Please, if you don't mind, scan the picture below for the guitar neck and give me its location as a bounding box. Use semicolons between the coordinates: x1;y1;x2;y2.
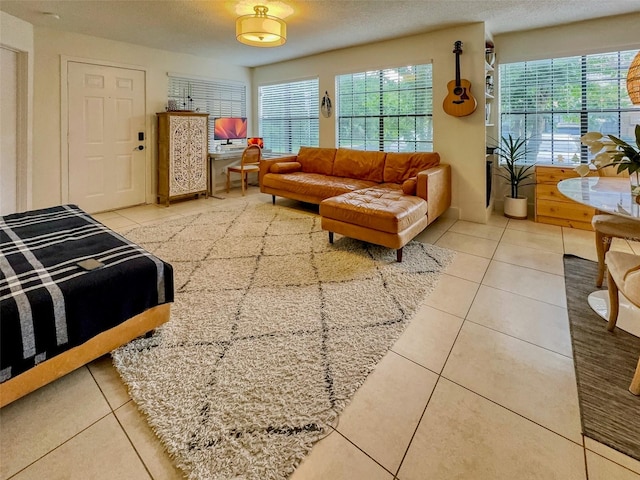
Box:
455;51;461;88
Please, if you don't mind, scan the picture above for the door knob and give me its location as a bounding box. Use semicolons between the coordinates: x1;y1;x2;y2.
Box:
135;145;144;151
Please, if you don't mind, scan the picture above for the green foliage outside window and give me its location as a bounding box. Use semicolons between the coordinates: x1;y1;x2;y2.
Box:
500;50;640;164
337;65;433;152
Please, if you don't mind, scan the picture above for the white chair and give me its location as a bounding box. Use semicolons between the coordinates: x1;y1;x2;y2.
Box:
605;251;640;395
226;145;261;196
593;214;640;286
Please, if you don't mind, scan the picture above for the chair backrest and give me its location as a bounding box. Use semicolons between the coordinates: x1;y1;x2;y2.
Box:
242;145;261;166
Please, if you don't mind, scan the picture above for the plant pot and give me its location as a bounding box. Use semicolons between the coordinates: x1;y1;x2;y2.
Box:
504;195;528;219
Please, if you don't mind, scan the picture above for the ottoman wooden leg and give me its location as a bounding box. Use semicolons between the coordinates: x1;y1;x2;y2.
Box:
328;232;334;244
397;247;403;263
272;195;276;205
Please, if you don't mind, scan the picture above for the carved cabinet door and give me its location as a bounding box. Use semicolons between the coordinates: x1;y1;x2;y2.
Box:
168;115;208;196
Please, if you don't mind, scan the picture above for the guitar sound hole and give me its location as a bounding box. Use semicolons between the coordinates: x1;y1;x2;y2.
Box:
453;87;463;95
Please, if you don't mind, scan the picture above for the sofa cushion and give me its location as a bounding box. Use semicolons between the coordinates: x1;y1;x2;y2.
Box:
270;161;302;174
262;172;377;200
332;148;386;183
297;147;337;175
383;152;441;184
402;177;417;195
320;186;428;234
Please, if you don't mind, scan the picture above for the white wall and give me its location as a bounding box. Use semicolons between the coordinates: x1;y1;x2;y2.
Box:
497;12;640;63
32;27;252;208
0;11;34;212
493;13;640;211
253;23;489;223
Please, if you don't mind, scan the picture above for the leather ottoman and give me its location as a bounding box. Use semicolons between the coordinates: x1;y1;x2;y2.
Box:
319;186;429;262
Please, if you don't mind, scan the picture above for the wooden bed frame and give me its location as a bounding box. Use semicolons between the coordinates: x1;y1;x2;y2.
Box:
0;303;170;408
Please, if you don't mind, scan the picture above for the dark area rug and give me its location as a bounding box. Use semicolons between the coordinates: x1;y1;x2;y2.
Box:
563;254;640;461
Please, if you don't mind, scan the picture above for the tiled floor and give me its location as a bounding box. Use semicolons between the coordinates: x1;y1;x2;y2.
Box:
2;190;640;480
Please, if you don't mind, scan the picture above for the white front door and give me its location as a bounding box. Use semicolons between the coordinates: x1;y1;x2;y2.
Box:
68;62;146;213
0;47;18;215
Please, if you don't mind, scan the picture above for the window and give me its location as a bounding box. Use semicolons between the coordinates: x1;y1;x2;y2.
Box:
168;75;246;146
258;79;319;154
500;50;640;164
337;64;433;152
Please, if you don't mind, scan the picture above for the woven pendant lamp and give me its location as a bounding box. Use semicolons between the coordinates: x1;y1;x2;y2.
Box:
628;51;640;105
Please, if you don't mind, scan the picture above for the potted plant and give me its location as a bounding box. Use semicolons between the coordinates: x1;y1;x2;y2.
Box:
580;125;640;204
494;135;536;219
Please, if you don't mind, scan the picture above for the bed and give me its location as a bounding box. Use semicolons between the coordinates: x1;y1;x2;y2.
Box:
0;204;173;407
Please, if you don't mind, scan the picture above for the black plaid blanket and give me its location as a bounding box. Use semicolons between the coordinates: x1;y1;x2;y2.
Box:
0;205;173;383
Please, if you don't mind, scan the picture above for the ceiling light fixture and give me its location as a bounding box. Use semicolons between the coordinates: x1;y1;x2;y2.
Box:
236;5;286;48
627;51;640;105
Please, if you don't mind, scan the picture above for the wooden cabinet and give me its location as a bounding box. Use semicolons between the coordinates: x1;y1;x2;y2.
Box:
156;112;209;205
535;165;596;230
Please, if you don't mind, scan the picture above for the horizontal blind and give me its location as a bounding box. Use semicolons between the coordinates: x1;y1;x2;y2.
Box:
337;64;433;152
168;76;246;146
500;50;639;164
259;79;319;154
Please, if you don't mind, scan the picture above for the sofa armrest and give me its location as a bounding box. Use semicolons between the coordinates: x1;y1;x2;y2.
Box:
259;155;298;187
416;164;451;224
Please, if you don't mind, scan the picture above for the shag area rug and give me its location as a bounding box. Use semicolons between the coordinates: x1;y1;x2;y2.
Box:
563;254;640;462
113;197;454;479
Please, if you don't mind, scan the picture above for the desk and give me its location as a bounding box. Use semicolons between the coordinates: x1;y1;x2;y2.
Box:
557;177;640;336
209;150;277;195
209;151;244;195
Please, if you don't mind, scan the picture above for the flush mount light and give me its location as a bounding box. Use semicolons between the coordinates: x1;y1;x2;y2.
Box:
236;5;286;47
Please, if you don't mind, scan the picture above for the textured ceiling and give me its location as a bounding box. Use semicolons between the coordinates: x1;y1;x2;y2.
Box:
2;0;639;67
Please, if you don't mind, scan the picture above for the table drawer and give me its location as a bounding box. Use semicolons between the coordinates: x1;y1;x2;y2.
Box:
536;165;596;184
536;215;594;231
536;200;595;223
536;184;573;203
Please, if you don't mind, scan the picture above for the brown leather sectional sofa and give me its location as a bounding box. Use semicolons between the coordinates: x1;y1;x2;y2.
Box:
259;146;451;261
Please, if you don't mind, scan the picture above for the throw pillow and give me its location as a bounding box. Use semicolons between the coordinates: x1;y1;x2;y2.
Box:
402;177;417;195
271;161;302;174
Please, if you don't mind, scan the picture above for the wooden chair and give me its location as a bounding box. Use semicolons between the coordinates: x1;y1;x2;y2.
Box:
226;145;261;196
605;251;640;395
593;214;640;286
592;168;640;286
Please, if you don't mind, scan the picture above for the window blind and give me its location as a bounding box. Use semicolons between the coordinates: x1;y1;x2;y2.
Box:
168;75;247;146
258;79;319;154
500;50;640;164
337;64;433;152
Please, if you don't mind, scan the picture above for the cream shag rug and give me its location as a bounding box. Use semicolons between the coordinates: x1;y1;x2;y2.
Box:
113;197;454;480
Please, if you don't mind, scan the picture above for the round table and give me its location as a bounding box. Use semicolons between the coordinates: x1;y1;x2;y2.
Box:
557;177;640;336
557;176;640;219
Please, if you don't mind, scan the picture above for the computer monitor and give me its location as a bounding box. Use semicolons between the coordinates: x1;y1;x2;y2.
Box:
213;117;248;144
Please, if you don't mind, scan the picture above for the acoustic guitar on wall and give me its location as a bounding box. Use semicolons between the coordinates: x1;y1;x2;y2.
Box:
443;40;477;117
